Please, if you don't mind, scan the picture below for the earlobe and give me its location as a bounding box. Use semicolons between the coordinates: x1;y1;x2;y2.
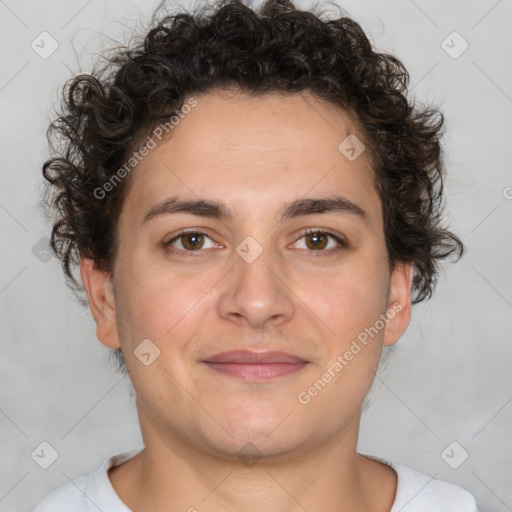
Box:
383;262;414;347
80;257;120;349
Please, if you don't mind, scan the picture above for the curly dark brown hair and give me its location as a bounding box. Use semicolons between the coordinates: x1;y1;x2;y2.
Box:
40;0;463;372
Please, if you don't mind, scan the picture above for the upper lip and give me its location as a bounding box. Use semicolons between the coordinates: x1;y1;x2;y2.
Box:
202;350;307;364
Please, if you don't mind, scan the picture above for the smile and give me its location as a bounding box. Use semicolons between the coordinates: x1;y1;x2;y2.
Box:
201;361;308;381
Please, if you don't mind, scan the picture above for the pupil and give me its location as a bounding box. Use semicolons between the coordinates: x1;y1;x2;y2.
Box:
309;232;326;250
185;233;202;249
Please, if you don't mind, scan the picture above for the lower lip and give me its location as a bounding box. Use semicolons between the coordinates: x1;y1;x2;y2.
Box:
201;362;308;381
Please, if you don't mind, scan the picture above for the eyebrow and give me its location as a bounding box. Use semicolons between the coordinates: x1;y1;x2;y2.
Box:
142;194;368;225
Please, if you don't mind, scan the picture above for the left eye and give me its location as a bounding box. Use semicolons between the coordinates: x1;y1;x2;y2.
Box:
292;230;346;252
164;229;346;255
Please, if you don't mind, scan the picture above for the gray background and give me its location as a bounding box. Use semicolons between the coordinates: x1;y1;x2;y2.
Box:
1;0;511;511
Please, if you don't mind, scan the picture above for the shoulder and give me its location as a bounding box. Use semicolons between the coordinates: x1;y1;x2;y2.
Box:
361;453;478;511
33;474;93;511
391;463;478;512
33;448;143;512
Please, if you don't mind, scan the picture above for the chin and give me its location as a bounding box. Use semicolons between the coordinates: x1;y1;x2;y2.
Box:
205;428;307;464
212;408;307;452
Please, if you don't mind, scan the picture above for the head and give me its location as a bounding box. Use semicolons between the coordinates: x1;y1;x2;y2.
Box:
41;0;463;459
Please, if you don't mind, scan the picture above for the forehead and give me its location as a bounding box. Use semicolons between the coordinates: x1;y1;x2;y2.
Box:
120;89;382;227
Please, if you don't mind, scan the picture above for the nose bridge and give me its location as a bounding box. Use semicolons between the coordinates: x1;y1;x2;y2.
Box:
216;233;295;329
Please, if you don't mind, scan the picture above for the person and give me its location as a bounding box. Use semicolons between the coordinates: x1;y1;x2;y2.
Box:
34;0;478;510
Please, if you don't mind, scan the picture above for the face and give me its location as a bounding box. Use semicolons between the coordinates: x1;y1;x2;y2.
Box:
81;89;412;461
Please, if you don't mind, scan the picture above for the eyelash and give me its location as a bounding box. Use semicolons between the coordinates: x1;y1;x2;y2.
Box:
164;228;347;258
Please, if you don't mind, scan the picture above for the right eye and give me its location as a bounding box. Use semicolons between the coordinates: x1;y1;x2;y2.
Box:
164;229;219;255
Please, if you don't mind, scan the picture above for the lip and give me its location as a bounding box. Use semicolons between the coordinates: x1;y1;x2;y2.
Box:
201;350;308;381
202;350;307;364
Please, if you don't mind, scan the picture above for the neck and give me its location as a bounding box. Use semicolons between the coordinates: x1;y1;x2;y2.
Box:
108;415;397;512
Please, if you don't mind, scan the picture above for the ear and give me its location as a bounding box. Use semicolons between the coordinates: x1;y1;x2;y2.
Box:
383;261;414;347
80;257;120;349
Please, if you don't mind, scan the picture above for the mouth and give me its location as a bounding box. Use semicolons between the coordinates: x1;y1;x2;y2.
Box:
201;350;309;381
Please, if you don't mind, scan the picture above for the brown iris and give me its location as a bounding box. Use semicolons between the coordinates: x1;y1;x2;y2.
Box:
304;231;328;250
180;233;205;250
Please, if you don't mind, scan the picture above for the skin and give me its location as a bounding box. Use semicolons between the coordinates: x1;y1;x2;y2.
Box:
81;88;413;512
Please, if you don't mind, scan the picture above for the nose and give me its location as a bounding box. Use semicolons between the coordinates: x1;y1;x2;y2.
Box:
216;243;296;330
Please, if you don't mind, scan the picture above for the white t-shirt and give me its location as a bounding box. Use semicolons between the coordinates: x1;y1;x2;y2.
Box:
33;448;478;511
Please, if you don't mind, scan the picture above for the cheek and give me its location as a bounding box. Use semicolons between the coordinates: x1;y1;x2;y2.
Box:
115;261;212;350
303;280;388;413
310;259;389;336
